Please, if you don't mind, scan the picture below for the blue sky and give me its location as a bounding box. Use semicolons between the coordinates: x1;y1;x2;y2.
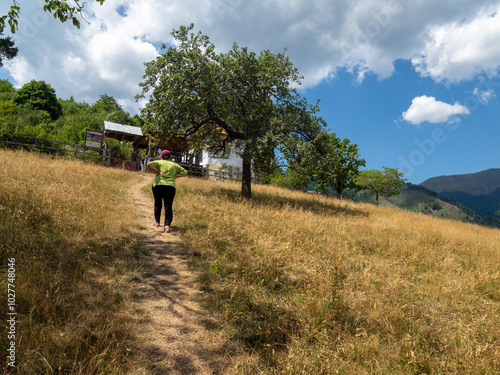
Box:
301;61;500;183
1;0;500;184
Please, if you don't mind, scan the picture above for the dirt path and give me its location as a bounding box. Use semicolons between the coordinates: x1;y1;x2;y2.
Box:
125;174;244;374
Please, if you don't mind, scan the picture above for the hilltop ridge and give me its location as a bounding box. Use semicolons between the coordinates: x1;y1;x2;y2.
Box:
420;168;500;217
420;168;500;195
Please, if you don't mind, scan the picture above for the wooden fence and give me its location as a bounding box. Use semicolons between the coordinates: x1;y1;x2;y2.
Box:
0;132;111;163
1;131;297;191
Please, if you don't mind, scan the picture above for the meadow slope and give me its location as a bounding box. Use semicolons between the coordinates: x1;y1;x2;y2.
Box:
0;149;144;374
174;177;500;374
1;148;499;374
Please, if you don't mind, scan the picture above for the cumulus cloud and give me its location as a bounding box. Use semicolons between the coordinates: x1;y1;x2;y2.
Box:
2;0;500;114
402;95;470;125
412;6;500;82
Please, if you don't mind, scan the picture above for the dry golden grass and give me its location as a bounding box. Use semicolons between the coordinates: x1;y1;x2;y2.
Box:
0;149;145;374
174;177;500;374
2;147;498;374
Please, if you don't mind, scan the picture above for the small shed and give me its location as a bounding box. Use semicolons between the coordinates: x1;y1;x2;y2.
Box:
103;121;147;170
102;121;202;172
103;121;148;148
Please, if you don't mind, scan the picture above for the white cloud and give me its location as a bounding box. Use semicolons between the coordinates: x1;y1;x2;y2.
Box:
2;0;500;115
472;88;496;104
412;6;500;82
402;95;470;125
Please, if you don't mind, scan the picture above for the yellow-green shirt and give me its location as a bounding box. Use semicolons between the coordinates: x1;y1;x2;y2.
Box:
149;160;187;188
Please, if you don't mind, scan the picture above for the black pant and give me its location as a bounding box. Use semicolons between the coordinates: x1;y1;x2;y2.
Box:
152;185;176;226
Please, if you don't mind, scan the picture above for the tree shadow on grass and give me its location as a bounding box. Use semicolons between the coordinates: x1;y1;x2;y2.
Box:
204;185;369;218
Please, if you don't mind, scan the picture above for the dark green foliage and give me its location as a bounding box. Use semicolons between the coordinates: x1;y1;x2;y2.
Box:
1;80;137;159
0;24;18;66
14;80;63;120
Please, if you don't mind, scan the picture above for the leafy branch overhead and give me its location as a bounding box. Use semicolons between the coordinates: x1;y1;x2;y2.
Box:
0;0;105;33
0;24;18;67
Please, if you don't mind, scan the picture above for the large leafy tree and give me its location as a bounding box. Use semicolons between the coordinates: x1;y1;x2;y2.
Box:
356;167;406;206
92;94;131;124
14;80;63;120
138;24;322;198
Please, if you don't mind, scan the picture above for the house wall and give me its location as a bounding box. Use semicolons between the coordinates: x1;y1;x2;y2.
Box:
200;149;242;169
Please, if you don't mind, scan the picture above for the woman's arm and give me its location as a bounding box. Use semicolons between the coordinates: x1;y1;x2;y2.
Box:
175;172;188;179
147;163;164;176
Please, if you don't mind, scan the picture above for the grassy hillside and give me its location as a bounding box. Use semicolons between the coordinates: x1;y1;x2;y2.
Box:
2;148;499;374
0;149;146;374
175;178;500;374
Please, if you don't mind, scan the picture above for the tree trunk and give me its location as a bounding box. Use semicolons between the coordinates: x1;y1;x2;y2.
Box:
375;192;379;206
241;148;252;199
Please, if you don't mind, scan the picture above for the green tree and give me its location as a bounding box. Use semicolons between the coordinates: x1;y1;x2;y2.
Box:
92;94;130;124
311;131;365;198
12;104;52;136
1;0;105;33
356;167;406;206
0;78;16;101
0;24;17;66
54;99;96;143
138;24;322;198
279;128;365;197
14;80;63;120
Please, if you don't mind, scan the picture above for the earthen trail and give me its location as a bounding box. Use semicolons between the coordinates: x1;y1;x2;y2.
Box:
125;174;242;374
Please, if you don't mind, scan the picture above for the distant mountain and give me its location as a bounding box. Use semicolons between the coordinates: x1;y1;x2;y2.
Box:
420;169;500;195
420;169;500;218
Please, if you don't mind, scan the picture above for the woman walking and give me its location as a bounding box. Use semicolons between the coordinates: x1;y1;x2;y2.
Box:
147;150;187;232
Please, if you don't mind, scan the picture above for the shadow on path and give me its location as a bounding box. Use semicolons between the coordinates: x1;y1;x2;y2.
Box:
126;175;248;374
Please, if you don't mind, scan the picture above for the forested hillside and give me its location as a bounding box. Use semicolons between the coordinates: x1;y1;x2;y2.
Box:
421;169;500;218
0;79;142;159
350;183;500;228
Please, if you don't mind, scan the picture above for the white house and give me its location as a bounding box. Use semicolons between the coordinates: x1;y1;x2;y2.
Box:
199;148;243;173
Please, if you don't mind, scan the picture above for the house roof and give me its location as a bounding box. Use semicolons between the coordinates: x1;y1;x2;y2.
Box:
103;121;148;147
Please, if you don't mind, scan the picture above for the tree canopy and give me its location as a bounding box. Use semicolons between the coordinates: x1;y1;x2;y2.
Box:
281;130;365;198
14;80;63;120
138;24;324;198
356;167;406;206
